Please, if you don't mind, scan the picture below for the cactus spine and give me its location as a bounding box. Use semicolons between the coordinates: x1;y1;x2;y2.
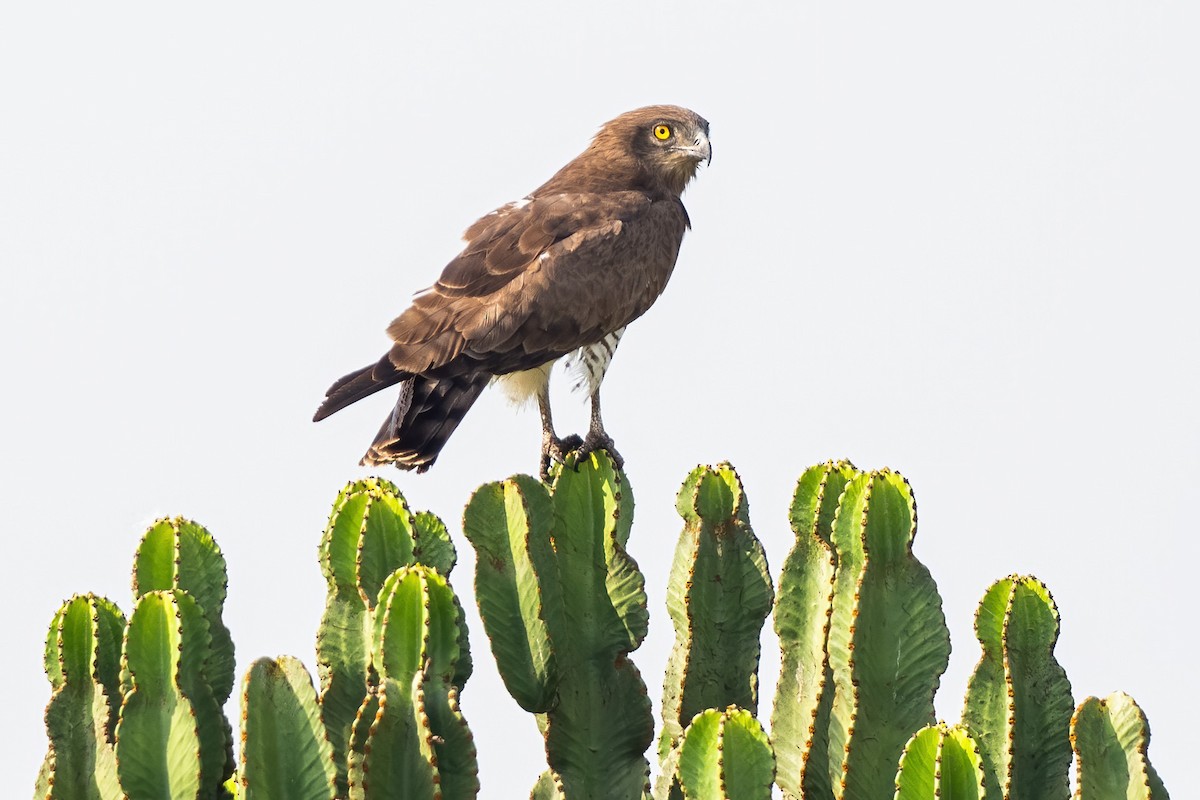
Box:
1070;692;1169;799
656;464;773;799
463;453;653;799
961;575;1073;799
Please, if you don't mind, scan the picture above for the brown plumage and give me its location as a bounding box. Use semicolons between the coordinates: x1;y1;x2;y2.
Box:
314;105;711;477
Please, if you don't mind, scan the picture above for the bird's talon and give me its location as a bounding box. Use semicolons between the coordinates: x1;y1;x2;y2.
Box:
540;434;584;481
575;431;623;471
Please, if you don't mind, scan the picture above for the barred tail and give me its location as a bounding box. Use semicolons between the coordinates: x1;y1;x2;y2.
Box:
360;372;491;471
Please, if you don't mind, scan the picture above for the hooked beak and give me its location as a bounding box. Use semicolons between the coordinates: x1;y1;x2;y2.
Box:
676;131;712;165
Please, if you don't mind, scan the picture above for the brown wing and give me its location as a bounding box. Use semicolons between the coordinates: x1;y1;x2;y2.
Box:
383;191;688;377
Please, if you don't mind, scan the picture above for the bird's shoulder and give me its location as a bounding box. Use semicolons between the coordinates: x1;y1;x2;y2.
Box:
433;190;660;298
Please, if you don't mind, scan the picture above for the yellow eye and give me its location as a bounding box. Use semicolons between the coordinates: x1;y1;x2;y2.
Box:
653;124;672;140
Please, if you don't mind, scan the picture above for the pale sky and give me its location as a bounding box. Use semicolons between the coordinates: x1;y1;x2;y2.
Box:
3;2;1196;795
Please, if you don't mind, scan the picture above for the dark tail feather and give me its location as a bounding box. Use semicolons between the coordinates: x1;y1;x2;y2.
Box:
313;355;406;421
361;372;490;471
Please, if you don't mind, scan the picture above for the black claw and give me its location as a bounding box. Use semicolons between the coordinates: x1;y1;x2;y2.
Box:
540;434;585;482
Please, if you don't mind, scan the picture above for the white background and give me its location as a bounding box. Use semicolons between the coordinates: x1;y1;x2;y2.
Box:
3;2;1195;795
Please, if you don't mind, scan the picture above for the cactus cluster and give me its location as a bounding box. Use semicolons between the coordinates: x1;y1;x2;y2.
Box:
36;460;1171;800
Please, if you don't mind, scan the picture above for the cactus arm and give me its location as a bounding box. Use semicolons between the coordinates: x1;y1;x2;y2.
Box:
772;460;856;799
237;656;336;800
530;771;566;800
464;453;653;799
41;594;127;800
826;471;951;800
360;565;478;799
676;707;774;800
133;517;235;706
462;476;562;711
961;576;1073;800
316;479;461;797
1071;692;1170;799
893;723;986;800
114;591;205;800
657;464;773;798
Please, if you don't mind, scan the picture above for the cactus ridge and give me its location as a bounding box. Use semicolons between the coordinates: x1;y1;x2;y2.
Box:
657;463;773;800
41;594;128;800
893;722;987;800
1070;692;1169;799
133;516;235;707
961;575;1073;800
238;656;337;800
464;452;653;799
316;478;464;798
676;706;774;800
825;470;951;800
772;460;855;800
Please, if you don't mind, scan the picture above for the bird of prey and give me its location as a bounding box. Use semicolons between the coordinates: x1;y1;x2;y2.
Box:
314;105;711;479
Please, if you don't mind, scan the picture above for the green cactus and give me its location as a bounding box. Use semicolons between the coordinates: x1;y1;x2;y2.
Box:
133;517;236;706
346;564;479;799
463;452;653;799
893;723;986;800
771;460;856;800
40;594;127;800
824;470;951;800
315;478;465;797
237;656;337;800
655;464;773;799
114;589;227;800
1071;692;1169;800
676;707;774;800
961;575;1073;799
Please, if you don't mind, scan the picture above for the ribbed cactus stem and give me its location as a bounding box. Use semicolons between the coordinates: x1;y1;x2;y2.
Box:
893;723;986;800
316;478;464;797
772;460;856;800
347;565;478;799
824;470;951;800
463;453;652;799
40;594;127;800
115;589;226;800
656;463;773;800
1070;692;1169;799
961;575;1073;799
676;706;774;800
238;656;337;800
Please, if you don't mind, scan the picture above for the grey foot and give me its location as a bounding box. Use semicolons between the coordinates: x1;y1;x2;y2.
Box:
575;430;624;471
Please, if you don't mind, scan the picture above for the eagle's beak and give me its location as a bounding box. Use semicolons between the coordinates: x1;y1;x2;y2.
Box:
677;132;712;165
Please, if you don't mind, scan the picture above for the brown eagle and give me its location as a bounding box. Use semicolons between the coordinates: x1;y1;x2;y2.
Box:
314;105;711;478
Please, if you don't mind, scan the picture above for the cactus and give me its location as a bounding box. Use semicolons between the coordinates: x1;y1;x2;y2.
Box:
1071;692;1169;799
823;470;951;799
237;656;337;800
893;723;986;800
771;460;856;799
655;464;773;799
463;452;653;799
961;575;1073;799
114;589;227;799
40;593;127;800
346;564;478;799
316;478;466;797
675;707;774;800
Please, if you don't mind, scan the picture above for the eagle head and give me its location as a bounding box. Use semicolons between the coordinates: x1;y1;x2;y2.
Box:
583;105;712;196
